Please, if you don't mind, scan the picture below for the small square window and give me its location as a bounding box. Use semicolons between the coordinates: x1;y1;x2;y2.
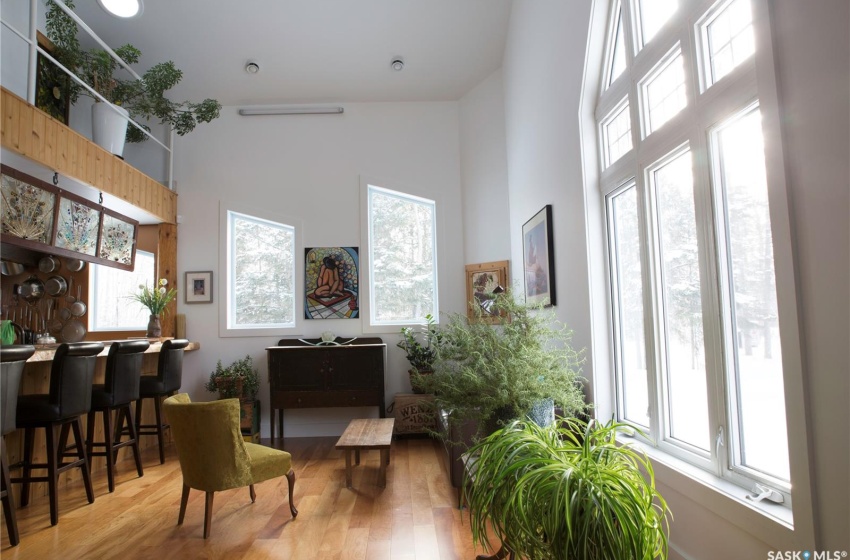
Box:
701;0;755;87
641;50;687;135
601;100;633;167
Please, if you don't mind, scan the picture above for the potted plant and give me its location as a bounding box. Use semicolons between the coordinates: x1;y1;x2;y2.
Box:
204;355;260;401
45;0;221;156
128;278;177;338
413;289;587;441
465;418;671;560
204;355;261;435
397;313;443;393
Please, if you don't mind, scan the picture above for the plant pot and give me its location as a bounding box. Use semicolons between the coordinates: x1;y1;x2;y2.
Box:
215;376;244;400
146;315;162;338
92;102;129;157
484;398;555;435
528;397;555;427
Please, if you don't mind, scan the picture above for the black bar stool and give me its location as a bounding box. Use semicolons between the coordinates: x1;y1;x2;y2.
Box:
1;345;36;547
13;342;104;526
87;340;150;493
135;339;189;464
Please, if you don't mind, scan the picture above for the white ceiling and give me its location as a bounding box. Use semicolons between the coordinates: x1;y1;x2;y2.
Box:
68;0;513;106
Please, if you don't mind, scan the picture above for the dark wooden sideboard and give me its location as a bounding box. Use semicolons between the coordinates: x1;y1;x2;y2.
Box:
266;337;386;440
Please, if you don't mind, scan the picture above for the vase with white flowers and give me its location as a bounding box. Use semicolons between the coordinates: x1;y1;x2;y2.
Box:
130;278;177;338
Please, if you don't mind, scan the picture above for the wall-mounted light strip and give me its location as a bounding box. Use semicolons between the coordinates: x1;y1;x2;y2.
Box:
238;106;344;116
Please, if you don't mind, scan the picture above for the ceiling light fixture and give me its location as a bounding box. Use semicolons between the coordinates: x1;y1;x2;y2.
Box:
238;106;345;116
97;0;143;18
390;58;405;72
245;61;260;74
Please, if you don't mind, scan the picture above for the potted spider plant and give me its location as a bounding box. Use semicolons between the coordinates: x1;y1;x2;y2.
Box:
45;0;221;156
466;418;671;560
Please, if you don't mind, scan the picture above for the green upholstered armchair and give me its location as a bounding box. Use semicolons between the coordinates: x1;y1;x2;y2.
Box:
162;393;298;538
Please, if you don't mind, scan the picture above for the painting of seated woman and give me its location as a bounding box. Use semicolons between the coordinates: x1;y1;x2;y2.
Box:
305;247;359;319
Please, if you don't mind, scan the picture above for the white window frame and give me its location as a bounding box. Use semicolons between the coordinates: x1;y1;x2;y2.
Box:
602;0;626;89
218;201;302;338
599;97;633;168
590;0;814;540
359;176;439;333
696;0;756;92
637;44;687;138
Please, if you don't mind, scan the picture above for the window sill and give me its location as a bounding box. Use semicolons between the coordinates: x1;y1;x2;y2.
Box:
621;435;802;548
218;326;301;339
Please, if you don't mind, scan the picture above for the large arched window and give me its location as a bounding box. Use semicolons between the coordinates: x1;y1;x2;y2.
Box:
595;0;807;521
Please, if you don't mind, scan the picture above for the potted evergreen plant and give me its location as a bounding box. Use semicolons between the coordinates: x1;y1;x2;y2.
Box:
465;418;671;560
412;289;587;442
45;0;221;156
397;313;443;393
204;355;260;401
204;355;261;435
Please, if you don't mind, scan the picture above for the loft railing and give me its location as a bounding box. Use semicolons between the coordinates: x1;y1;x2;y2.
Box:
0;0;175;189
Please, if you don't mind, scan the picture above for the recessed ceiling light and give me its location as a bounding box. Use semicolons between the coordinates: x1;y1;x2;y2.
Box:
245;61;260;74
391;58;404;72
97;0;144;18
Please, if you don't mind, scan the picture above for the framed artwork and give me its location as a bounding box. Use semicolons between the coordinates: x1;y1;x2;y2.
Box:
305;247;359;319
185;271;213;304
465;260;510;323
522;205;556;307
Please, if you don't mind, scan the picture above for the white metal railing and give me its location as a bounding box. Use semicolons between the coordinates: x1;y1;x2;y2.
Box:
0;0;175;189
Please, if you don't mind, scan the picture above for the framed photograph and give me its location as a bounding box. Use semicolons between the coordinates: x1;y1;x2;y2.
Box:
185;271;213;304
465;260;510;323
522;205;556;307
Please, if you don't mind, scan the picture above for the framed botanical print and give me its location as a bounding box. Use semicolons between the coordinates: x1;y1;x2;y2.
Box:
465;260;510;323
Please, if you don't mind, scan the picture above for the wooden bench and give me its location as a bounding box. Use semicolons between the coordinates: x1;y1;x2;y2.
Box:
335;418;395;488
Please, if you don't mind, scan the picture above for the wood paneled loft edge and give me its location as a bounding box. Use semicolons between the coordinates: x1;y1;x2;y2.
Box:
0;87;177;224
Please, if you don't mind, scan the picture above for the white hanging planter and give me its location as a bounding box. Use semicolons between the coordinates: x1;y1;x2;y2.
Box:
91;102;129;158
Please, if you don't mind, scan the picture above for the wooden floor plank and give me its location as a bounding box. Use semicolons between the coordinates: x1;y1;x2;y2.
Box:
0;436;489;559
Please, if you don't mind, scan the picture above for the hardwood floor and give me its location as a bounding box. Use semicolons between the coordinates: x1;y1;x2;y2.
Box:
0;435;486;559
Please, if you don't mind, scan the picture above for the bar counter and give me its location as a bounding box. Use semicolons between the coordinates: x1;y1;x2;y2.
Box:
22;339;201;362
5;338;200;504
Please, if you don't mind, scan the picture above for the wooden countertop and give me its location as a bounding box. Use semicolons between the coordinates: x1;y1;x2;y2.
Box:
25;339;200;362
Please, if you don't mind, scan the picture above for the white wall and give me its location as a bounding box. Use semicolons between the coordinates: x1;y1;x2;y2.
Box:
0;0;30;100
770;0;849;549
459;69;511;264
499;0;850;556
172;102;466;438
502;1;598;401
